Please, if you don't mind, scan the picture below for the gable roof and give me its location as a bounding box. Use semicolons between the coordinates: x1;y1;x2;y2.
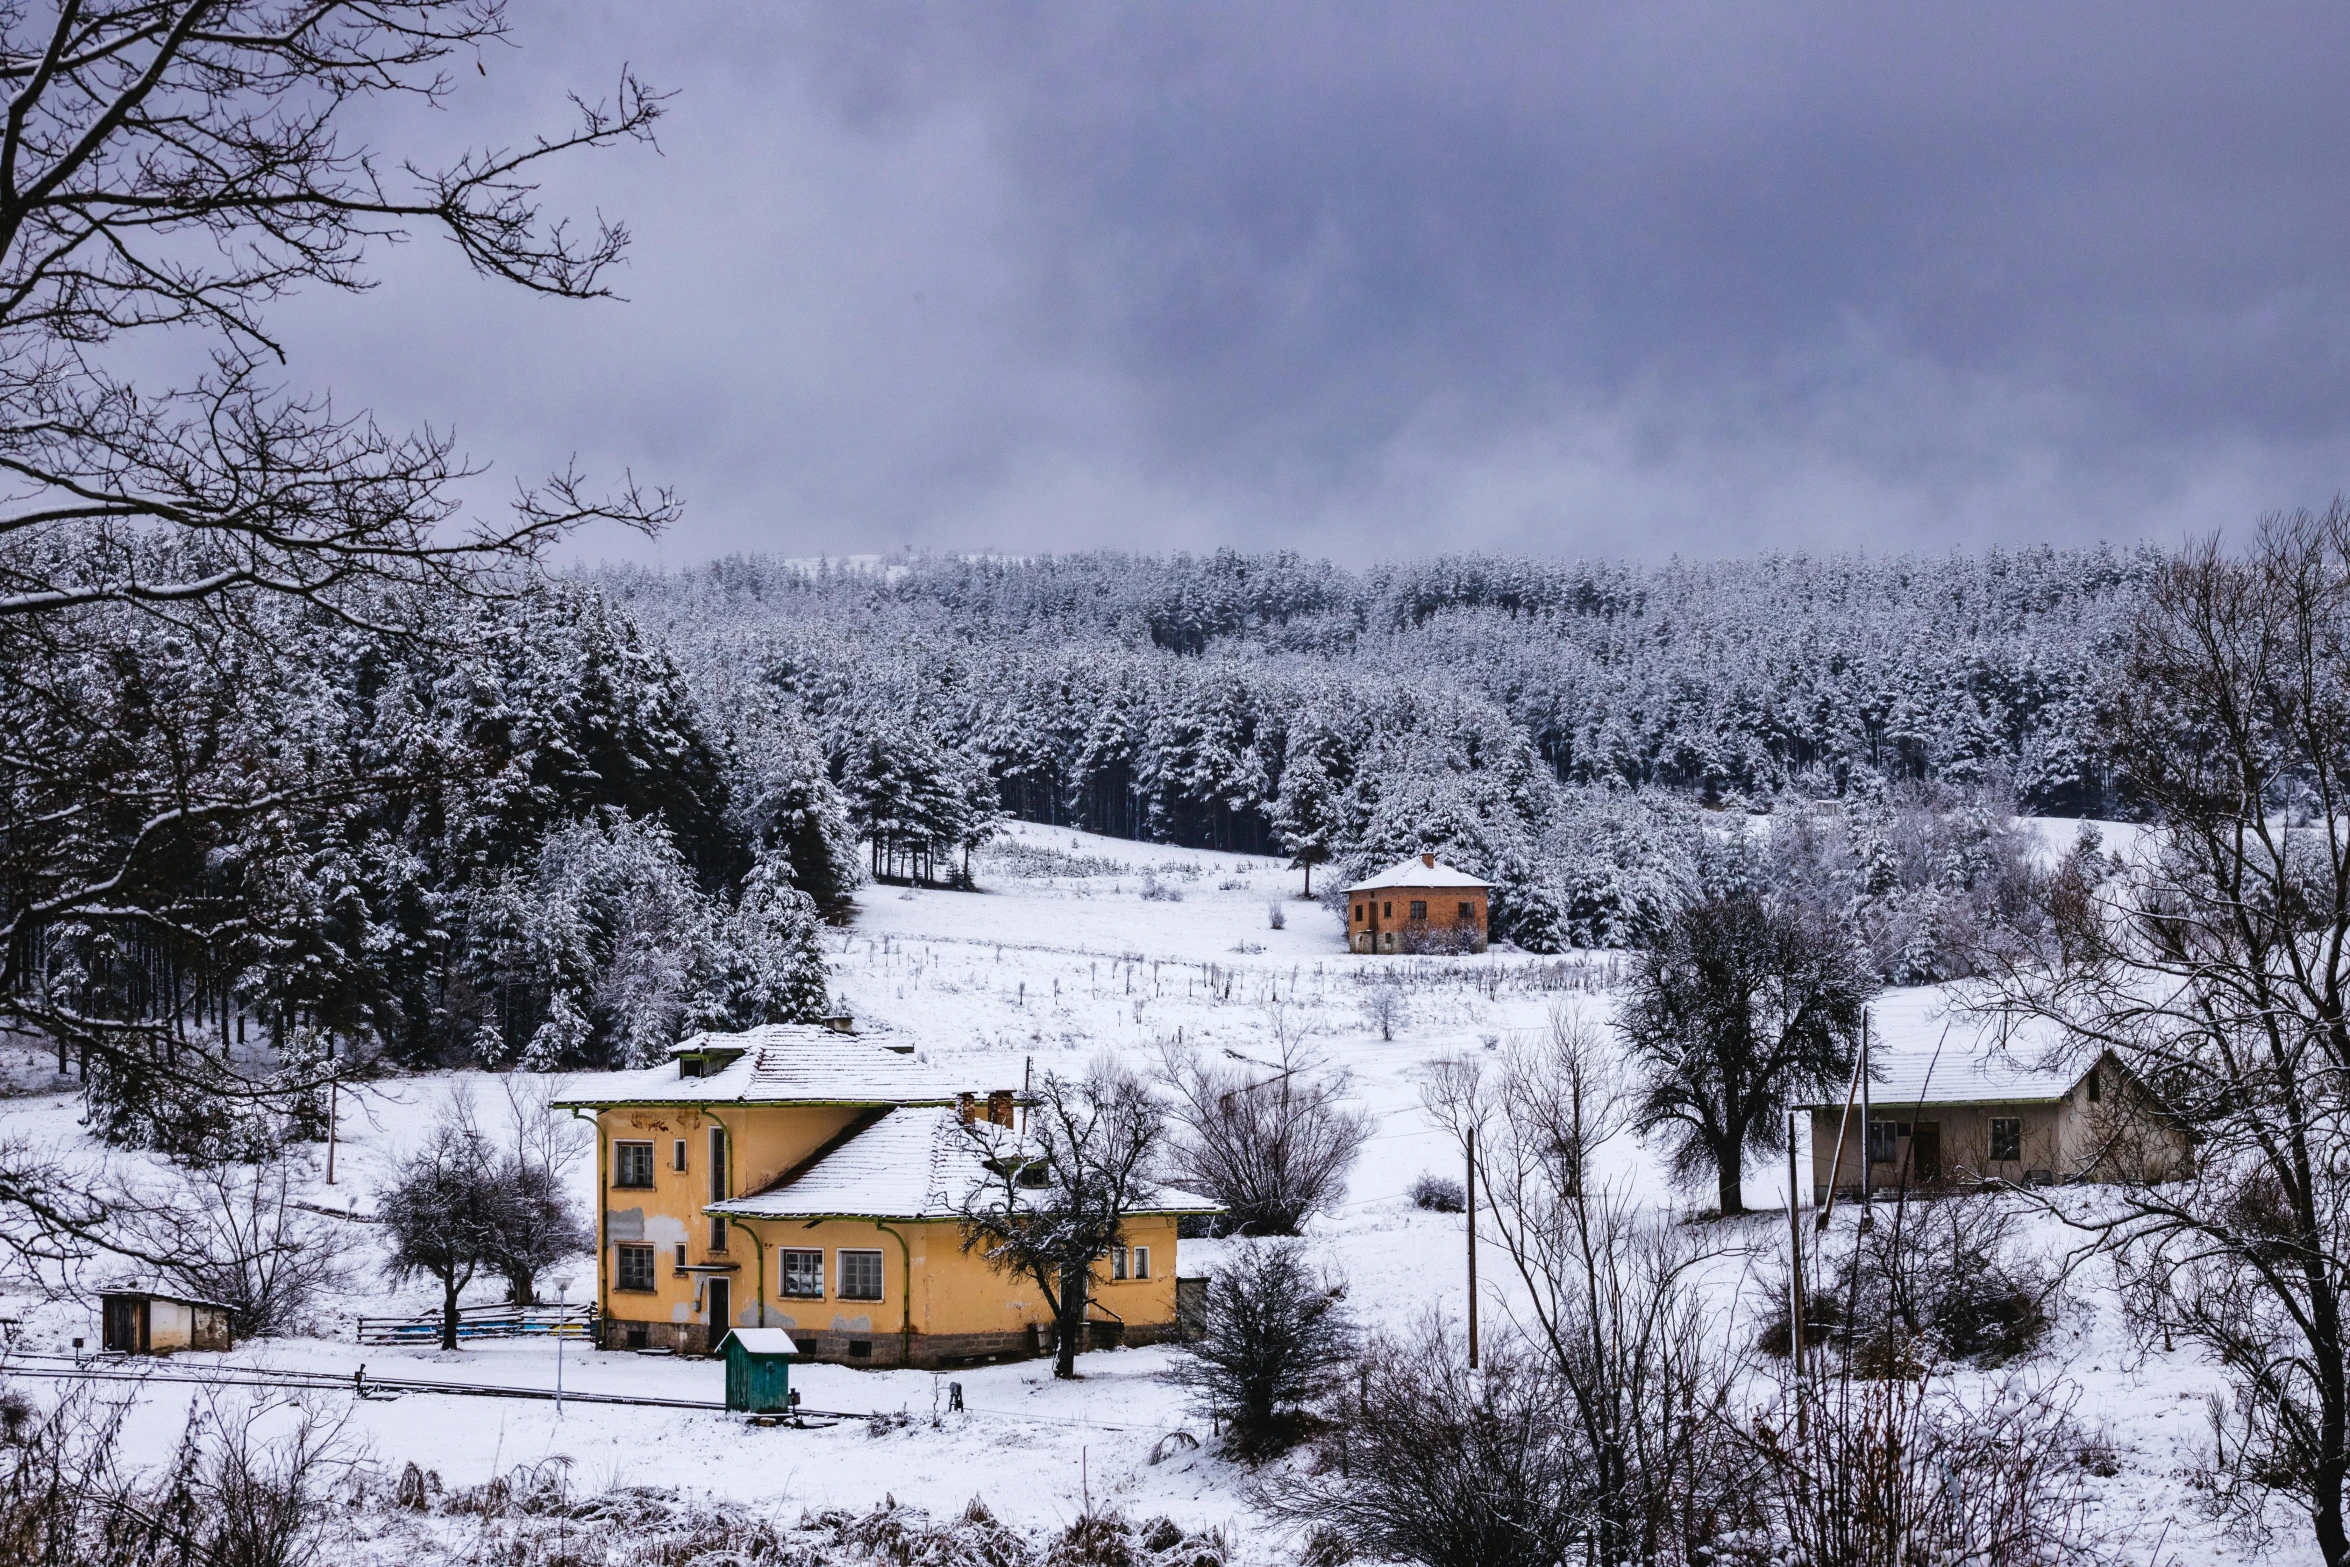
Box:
718;1328;800;1355
1345;854;1494;892
550;1024;972;1110
1797;1045;2098;1111
709;1106;1221;1223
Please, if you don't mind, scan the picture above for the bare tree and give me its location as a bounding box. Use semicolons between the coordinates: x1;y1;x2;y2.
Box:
1359;980;1406;1043
1618;883;1874;1215
954;1064;1165;1379
1157;1026;1371;1236
1424;1007;1744;1565
377;1103;505;1349
1967;508;2350;1564
0;1;673;1257
156;1162;353;1338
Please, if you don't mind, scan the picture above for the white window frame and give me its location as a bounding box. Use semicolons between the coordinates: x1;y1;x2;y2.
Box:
1111;1247;1128;1281
1131;1245;1150;1280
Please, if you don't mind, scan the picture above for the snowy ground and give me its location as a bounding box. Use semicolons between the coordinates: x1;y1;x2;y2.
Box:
0;818;2286;1561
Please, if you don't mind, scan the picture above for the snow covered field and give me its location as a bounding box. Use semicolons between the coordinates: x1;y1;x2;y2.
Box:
0;819;2285;1562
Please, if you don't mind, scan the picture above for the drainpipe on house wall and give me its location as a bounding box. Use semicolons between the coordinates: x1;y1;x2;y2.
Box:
571;1109;606;1343
872;1220;914;1367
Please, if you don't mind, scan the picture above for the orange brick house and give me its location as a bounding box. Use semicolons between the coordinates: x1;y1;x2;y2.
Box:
553;1024;1216;1366
1346;853;1492;953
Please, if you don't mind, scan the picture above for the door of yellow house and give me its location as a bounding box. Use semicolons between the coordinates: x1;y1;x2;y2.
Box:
707;1278;730;1352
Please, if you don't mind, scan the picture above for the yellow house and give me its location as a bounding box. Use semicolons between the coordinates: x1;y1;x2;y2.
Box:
553;1024;1216;1366
1804;1045;2190;1203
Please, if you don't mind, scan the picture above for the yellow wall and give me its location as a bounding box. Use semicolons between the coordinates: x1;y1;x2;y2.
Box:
595;1103;864;1332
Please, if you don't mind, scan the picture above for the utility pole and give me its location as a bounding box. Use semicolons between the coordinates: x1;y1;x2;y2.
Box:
1466;1125;1480;1370
324;1037;338;1186
1788;1110;1808;1440
1858;1009;1874;1232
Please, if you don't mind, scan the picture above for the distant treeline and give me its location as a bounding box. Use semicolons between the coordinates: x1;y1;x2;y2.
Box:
599;545;2143;949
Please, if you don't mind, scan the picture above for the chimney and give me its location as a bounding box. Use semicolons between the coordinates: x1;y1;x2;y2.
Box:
1421;852;1436;869
957;1092;977;1125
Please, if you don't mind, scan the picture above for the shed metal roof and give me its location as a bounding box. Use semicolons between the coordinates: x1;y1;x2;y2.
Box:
718;1328;800;1355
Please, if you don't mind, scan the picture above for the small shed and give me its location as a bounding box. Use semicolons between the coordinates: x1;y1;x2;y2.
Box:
719;1328;800;1413
100;1290;232;1355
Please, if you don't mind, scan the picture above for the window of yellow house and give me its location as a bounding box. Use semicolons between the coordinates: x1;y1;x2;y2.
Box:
1110;1246;1151;1281
672;1139;687;1172
839;1250;884;1301
1132;1245;1150;1280
616;1244;656;1292
674;1243;687;1270
614;1142;654;1189
1111;1247;1127;1281
781;1249;824;1298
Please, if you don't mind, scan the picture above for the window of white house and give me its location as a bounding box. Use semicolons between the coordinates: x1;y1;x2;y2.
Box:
1990;1118;2023;1162
616;1244;656;1292
614;1142;654;1189
2086;1069;2102;1104
781;1249;824;1298
1865;1121;1903;1164
839;1249;884;1301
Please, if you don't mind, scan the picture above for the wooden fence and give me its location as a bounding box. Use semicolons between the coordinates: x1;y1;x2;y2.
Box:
356;1302;595;1346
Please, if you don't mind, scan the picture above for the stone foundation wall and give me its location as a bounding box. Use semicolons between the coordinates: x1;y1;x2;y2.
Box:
596;1316;1184;1368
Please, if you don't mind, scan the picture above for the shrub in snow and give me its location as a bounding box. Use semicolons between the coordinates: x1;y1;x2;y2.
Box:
1165;1241;1353;1459
1139;874;1182;902
1260;1318;1579;1567
1409;1173;1466;1213
1265;901;1285;930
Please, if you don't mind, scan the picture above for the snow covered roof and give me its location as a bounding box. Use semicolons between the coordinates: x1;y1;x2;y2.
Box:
1344;853;1494;892
550;1024;971;1109
718;1328;800;1355
709;1106;1222;1222
1798;1045;2093;1110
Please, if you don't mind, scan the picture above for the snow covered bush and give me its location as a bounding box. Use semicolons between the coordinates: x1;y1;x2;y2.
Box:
1409;1172;1466;1213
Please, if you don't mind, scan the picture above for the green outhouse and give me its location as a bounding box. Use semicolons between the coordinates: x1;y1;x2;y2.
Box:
719;1328;799;1414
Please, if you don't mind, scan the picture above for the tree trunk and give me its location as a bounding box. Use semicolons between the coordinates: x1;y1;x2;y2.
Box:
441;1275;463;1351
1715;1144;1743;1217
1054;1264;1087;1379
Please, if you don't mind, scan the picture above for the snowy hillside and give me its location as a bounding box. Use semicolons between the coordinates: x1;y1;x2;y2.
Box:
0;819;2267;1562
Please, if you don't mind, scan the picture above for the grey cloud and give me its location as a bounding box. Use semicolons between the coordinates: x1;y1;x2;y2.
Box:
260;2;2350;562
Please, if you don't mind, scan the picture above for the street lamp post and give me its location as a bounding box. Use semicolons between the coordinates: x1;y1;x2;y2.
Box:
552;1275;573;1418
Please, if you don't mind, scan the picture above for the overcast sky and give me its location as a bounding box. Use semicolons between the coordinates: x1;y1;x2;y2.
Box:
271;3;2350;565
